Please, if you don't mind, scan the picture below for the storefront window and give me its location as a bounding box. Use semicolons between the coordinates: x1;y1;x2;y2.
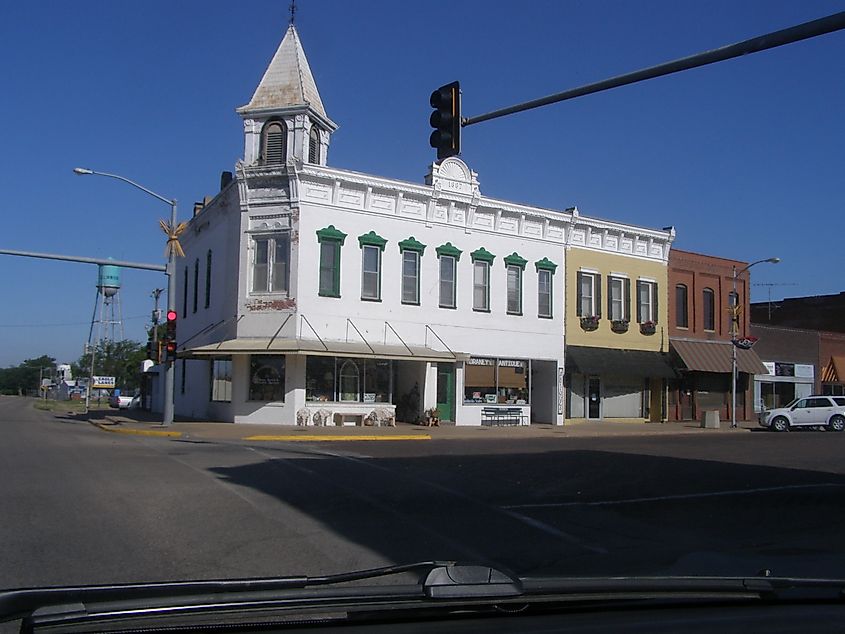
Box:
306;356;336;401
497;359;529;404
339;360;360;401
305;357;394;403
464;357;529;404
248;356;285;401
364;359;391;403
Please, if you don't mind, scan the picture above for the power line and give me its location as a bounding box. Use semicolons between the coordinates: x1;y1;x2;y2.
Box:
0;315;148;328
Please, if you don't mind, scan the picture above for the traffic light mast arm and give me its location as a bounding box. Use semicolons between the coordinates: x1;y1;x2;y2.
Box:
461;10;845;127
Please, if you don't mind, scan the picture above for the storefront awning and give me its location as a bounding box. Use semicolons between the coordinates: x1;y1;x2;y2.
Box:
566;345;676;379
180;337;462;363
670;338;767;375
822;356;845;383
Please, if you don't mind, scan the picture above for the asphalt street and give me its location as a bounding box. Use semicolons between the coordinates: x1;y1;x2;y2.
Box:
2;395;845;592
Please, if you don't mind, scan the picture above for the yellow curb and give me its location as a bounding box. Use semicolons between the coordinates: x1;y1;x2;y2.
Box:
95;423;182;438
243;434;431;442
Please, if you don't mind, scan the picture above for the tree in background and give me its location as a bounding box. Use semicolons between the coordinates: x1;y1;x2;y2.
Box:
0;355;57;395
72;341;146;392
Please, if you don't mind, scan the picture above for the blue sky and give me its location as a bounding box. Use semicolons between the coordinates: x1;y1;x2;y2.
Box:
1;1;843;367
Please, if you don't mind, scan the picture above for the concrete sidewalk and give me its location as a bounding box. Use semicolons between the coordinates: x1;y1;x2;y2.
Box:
84;408;758;442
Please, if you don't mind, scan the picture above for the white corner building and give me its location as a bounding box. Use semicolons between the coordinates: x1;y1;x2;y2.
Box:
172;25;672;426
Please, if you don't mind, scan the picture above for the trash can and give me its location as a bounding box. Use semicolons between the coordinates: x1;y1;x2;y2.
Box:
701;410;720;429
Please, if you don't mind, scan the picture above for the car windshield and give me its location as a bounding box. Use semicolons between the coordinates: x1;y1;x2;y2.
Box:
2;0;845;619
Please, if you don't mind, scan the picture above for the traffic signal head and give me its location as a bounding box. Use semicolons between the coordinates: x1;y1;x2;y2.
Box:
165;310;177;362
429;81;461;160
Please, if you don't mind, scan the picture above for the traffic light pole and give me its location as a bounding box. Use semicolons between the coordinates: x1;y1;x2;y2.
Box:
163;200;177;427
461;11;845;128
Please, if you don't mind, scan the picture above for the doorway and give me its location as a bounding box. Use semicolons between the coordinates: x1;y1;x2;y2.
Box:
436;363;455;422
587;377;601;419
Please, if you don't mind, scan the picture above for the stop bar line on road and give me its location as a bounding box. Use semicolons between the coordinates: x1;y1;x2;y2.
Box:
502;482;845;510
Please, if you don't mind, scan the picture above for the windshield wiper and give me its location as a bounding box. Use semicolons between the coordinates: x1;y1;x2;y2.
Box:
3;564;844;631
0;560;456;622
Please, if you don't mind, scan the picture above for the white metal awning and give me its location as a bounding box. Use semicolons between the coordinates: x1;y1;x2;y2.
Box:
180;337;463;363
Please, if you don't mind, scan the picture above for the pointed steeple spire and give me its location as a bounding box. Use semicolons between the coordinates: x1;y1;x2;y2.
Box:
238;24;327;119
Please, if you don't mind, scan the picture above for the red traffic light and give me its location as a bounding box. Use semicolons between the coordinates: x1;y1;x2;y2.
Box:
166;310;178;322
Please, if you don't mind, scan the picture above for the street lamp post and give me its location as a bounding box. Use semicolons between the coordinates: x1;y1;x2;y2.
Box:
74;168;177;426
731;257;780;428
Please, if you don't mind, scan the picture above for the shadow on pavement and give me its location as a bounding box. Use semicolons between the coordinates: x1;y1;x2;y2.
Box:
208;447;845;579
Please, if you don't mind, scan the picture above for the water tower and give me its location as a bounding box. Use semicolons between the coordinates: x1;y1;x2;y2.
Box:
87;262;125;350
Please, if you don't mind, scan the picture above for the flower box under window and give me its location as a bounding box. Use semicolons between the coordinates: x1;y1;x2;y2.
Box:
611;319;629;333
640;321;656;335
580;315;600;331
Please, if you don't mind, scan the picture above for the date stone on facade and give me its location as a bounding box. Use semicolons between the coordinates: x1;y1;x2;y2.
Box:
426;157;479;198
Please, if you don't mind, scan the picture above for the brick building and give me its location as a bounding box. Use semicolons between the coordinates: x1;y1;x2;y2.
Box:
666;249;766;422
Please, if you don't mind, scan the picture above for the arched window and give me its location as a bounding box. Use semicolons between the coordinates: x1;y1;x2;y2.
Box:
675;284;688;328
308;126;320;164
261;120;286;165
339;360;359;402
703;288;715;331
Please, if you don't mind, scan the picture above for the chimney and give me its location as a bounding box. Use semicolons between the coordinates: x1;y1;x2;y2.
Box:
220;171;233;190
193;202;203;217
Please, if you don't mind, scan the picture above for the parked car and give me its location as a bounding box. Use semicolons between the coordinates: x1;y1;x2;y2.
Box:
758;395;845;432
108;394;134;409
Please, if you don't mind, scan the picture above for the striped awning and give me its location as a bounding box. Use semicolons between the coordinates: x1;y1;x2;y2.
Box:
822;357;845;383
670;338;767;375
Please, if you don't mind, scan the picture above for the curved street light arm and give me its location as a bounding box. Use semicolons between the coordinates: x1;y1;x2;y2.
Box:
74;168;174;207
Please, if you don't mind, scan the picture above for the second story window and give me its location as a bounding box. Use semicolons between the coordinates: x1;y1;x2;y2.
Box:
182;266;188;317
261;120;286;165
471;248;495;312
504;253;527;316
608;275;630;322
193;258;199;313
437;243;462;309
316;225;347;298
399;237;426;306
358;231;387;301
637;280;658;323
577;271;601;318
251;233;290;294
535;258;557;319
676;284;688;328
205;250;212;309
402;251;420;304
703;287;715;331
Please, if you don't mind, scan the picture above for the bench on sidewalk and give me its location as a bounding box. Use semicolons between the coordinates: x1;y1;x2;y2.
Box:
481;407;527;426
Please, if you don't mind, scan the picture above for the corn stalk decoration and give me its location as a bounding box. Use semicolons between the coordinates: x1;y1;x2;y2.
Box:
159;219;188;258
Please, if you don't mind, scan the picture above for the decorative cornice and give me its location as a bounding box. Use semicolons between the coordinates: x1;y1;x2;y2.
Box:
503;252;528;269
535;257;558;273
398;236;426;254
470;247;495;264
316;225;347;244
295;165;674;261
358;231;387;250
436;242;462;260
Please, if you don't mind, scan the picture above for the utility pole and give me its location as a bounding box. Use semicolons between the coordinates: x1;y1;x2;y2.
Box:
752;282;798;321
150;288;164;352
